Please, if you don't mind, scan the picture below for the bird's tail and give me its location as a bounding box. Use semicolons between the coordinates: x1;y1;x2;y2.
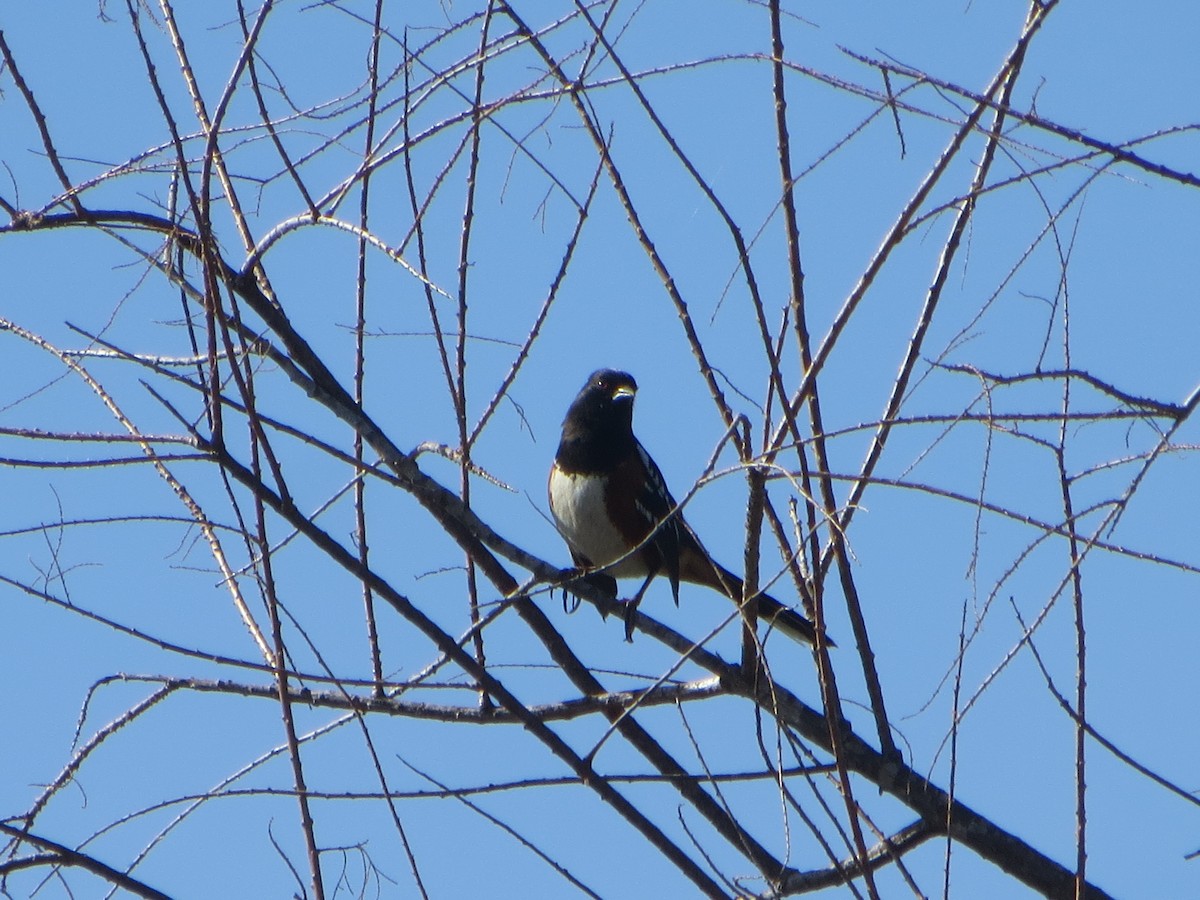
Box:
756;594;831;646
711;562;833;647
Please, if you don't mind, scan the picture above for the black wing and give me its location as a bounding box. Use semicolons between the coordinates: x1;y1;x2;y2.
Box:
633;440;683;605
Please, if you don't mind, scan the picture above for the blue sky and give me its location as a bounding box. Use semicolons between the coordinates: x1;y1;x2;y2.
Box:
2;2;1199;897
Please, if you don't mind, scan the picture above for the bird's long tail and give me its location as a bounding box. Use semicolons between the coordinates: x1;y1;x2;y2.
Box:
709;561;833;647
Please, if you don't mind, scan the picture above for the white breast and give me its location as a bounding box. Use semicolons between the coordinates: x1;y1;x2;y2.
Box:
548;468;648;577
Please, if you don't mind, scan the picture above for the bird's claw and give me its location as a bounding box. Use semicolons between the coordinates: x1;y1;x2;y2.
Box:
570;570;617;601
621;597;641;642
560;569;618;618
559;586;581;615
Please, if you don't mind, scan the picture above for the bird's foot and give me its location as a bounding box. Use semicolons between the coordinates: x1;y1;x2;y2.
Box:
558;586;581;615
621;596;642;643
561;570;618;617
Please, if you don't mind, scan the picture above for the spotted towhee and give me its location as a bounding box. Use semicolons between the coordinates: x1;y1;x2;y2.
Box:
548;369;825;646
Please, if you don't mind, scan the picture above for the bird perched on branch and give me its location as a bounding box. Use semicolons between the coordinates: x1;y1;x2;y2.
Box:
548;368;826;646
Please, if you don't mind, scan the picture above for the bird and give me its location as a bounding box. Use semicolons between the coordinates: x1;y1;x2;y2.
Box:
547;368;826;646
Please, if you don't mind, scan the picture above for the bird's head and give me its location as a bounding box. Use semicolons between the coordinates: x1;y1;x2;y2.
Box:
562;368;639;436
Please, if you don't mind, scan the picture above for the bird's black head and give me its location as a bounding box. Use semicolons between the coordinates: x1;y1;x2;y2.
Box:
556;369;639;471
567;369;638;426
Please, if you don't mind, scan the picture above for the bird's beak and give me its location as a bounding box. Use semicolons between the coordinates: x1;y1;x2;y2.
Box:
612;385;636;402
